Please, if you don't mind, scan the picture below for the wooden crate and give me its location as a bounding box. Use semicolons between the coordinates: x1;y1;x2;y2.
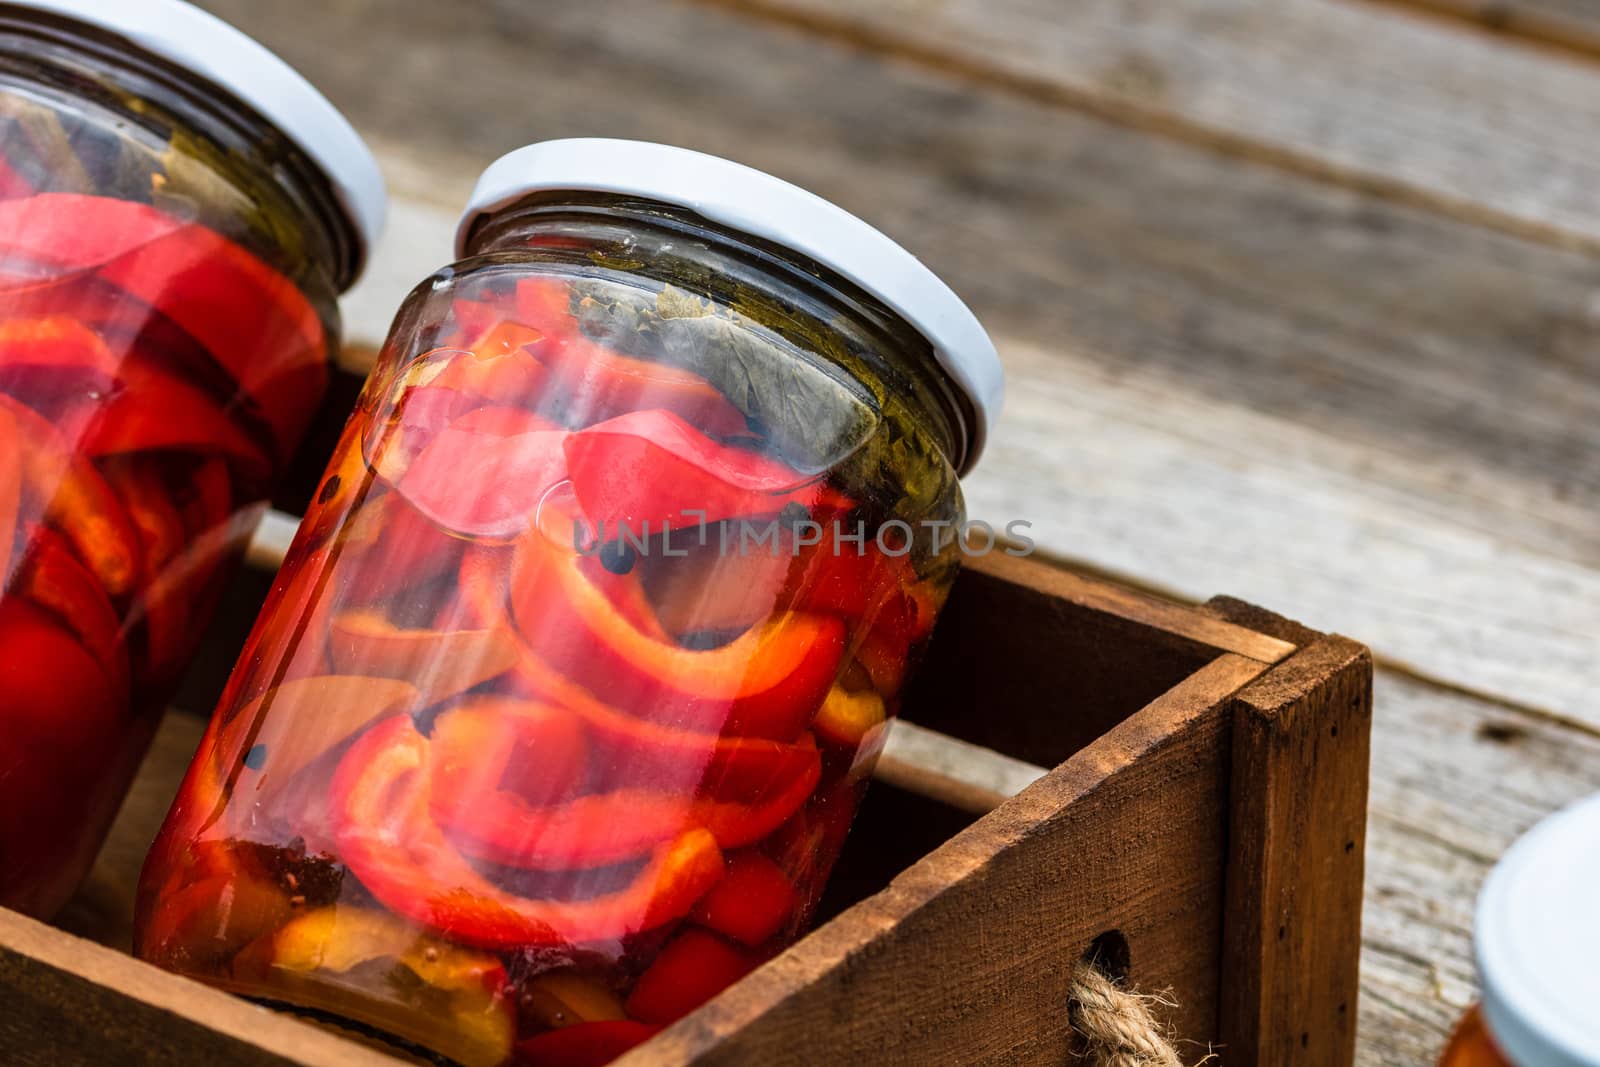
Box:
0;549;1371;1067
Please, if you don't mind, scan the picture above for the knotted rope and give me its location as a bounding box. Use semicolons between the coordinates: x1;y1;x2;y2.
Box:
1067;959;1188;1067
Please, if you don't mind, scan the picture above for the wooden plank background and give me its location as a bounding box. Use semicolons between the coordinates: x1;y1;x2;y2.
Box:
121;1;1597;1063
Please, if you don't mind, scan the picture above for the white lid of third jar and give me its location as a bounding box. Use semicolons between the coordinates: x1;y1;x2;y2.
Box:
1477;791;1600;1067
7;0;387;284
456;138;1004;476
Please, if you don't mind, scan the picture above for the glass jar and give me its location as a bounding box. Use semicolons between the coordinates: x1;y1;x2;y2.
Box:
0;0;384;917
1439;793;1600;1067
136;140;1001;1066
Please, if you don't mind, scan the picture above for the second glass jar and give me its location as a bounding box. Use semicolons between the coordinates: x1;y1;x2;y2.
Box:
138;145;993;1067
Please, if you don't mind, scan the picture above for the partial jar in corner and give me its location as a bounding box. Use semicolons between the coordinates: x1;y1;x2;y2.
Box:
1439;792;1600;1067
135;139;1002;1067
0;0;384;917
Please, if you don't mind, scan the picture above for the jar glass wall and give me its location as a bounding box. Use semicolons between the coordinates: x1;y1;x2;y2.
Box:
0;6;369;916
136;192;974;1066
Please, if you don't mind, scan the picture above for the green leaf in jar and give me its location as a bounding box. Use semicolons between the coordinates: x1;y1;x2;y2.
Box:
571;280;879;475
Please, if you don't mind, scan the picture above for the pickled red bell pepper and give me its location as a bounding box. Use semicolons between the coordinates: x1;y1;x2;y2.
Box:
400;410;568;540
510;530;843;740
430;697;819;869
623;929;762;1025
0;405;19;580
330;714;725;949
0;597;122;752
0;194;325;458
12;523;127;690
0;392;141;594
563;408;830;529
514;1021;663;1067
691;851;798;947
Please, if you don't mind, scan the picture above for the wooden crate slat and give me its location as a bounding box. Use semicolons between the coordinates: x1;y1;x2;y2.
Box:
623;653;1272;1066
0;908;397;1067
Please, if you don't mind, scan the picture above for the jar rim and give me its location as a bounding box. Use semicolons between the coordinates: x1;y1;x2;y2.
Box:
4;0;386;286
1476;791;1600;1067
457;139;1002;476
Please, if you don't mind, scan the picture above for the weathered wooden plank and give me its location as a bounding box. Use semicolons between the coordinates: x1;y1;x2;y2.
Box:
1390;0;1600;58
971;337;1600;728
707;0;1600;251
1355;671;1600;1066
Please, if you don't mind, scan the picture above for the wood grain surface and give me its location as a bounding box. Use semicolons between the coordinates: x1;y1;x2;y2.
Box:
707;0;1600;251
162;0;1600;1061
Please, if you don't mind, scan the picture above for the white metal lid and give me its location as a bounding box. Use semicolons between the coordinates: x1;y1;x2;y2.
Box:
457;139;1003;474
8;0;386;285
1477;791;1600;1067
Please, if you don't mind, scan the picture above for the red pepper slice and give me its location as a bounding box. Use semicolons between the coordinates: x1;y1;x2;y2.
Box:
366;382;482;486
83;356;273;481
0;393;142;595
449;297;505;347
564;409;831;530
0;315;118;375
12;523;127;691
327;610;520;703
103;458;191;681
514;1020;663;1067
94;222;328;460
623;929;762;1025
426;696;815;871
400;414;568;541
429;321;550;403
0;193;185;274
332;715;725;949
515;277;576;332
511;530;844;740
691;851;798;947
0;596;122;752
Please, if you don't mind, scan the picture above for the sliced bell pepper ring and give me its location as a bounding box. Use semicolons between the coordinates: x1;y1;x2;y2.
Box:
461;525;668;644
400;415;569;541
82;356;273;482
232;905;515;1067
0;193;186;274
327;610;521;703
510;530;844;740
0;393;141;595
690;851;798;947
95;222;328;460
514;1020;663;1067
622;929;763;1025
429;320;550;403
331;714;725;949
563;408;833;530
103;458;190;681
13;523;128;691
216;675;419;823
0;595;123;752
0;315;118;374
431;702;819;867
535;336;751;439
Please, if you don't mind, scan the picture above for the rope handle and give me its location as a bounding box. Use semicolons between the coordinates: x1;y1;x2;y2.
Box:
1067;959;1192;1066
